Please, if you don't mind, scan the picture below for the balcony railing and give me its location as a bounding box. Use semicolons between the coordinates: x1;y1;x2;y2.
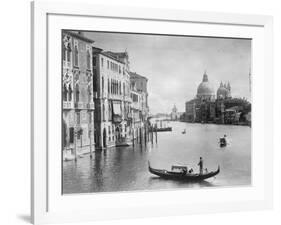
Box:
87;102;95;109
75;102;87;109
63;101;74;109
63;61;71;68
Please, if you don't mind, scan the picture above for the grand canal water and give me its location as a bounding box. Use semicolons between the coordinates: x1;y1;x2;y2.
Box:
63;122;251;194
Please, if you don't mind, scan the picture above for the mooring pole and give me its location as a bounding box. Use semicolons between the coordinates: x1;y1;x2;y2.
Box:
74;130;77;162
155;124;158;144
140;127;142;146
132;128;135;148
89;129;92;159
151;126;154;144
144;125;147;145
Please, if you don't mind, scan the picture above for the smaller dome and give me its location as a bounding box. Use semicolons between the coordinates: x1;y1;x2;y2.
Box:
217;82;231;99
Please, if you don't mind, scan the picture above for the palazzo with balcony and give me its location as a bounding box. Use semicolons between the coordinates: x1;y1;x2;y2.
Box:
62;31;95;160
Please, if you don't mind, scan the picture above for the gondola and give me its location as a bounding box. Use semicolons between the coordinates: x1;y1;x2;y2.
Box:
148;161;220;181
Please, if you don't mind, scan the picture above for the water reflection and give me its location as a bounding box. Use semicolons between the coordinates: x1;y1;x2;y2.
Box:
63;122;251;194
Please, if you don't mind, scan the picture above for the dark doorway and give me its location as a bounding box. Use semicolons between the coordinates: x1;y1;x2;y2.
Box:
103;128;107;148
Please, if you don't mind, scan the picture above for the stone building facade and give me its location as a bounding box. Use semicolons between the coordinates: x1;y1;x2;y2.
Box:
129;72;149;139
92;49;132;149
62;31;95;159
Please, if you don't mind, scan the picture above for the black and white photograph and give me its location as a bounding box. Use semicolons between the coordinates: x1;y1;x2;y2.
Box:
62;30;252;194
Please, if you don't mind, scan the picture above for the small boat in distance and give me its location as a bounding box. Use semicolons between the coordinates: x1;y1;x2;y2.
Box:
182;129;186;134
148;161;220;181
219;135;228;147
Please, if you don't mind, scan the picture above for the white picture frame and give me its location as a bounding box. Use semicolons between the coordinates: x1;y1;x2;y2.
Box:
31;1;273;224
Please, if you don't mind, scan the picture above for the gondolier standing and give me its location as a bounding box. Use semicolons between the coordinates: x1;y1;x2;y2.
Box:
198;157;203;174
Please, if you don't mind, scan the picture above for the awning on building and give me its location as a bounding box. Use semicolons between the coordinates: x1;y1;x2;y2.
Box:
113;102;121;115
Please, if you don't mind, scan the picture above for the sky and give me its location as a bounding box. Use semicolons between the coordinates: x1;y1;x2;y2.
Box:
84;31;251;114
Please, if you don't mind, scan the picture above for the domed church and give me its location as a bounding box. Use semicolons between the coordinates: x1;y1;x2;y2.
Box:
217;81;231;99
196;71;215;101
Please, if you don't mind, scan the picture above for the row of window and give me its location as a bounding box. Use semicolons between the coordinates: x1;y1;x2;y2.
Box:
63;83;92;103
63;44;91;70
96;56;124;75
101;77;126;96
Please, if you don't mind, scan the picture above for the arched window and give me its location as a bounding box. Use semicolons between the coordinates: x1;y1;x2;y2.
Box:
86;50;91;69
68;84;72;101
119;82;121;95
74;45;78;67
113;80;115;94
108;79;110;94
123;83;125;96
102;104;105;121
62;47;66;61
66;49;71;63
75;83;80;102
101;77;104;95
63;83;68;101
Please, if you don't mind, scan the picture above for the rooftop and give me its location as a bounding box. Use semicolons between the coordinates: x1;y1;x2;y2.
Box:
129;71;148;81
63;30;95;43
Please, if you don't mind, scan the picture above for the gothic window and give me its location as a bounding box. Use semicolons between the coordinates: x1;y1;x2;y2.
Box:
75;84;80;102
108;101;112;121
112;80;115;94
66;49;71;63
102;77;104;95
76;112;80;125
101;57;104;67
93;56;96;67
93;71;97;92
108;79;110;94
68;84;72;101
102;104;105;121
119;82;121;95
86;50;91;70
62;47;66;61
63;83;68;101
69;127;74;144
87;84;92;99
74;45;78;67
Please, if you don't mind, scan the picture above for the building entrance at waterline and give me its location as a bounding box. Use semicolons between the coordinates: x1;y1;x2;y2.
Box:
115;126;121;143
103;128;107;148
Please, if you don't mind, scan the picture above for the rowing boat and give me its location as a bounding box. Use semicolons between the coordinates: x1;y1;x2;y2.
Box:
148;161;220;181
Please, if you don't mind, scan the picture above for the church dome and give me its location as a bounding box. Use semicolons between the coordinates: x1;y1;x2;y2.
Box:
197;72;215;100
